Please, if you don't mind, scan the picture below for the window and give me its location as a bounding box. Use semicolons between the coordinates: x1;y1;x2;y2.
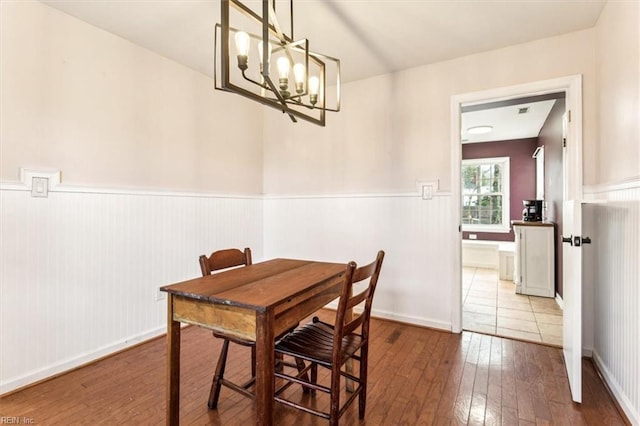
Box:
461;157;510;232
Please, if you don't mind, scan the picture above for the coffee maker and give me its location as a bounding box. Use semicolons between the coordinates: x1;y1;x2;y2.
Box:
522;200;543;221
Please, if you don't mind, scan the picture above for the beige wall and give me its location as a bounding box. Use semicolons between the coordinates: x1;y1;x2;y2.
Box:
263;29;597;194
0;1;263;194
4;1;635;195
595;0;640;184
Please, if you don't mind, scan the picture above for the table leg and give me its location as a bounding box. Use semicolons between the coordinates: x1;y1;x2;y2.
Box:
255;310;275;426
167;295;181;425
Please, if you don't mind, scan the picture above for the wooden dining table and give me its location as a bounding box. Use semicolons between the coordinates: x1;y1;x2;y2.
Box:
160;258;346;425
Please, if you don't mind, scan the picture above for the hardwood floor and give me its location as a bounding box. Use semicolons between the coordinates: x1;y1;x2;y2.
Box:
0;311;625;425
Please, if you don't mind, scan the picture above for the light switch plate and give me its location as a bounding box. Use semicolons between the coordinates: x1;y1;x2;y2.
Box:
31;177;49;198
416;179;439;200
421;184;433;200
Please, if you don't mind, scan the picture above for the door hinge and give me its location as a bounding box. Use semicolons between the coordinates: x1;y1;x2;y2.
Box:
567;110;571;122
563;138;567;148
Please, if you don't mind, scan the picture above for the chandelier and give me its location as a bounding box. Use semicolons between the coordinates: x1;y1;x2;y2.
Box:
214;0;341;126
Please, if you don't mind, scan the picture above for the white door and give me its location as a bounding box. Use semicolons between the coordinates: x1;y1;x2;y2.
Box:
561;103;584;403
562;200;582;403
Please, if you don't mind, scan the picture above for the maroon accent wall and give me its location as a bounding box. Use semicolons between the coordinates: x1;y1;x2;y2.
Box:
538;98;565;297
462;138;538;242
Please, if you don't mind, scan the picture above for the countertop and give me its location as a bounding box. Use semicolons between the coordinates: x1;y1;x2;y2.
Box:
511;220;555;227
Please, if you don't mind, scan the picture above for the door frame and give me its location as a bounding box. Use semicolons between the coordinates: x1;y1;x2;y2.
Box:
450;75;583;333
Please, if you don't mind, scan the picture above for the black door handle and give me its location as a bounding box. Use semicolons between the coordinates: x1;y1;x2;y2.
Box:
562;235;591;247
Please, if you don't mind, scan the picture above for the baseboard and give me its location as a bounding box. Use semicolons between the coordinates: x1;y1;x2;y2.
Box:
592;351;639;425
324;302;451;332
0;326;166;396
370;308;452;332
462;262;498;269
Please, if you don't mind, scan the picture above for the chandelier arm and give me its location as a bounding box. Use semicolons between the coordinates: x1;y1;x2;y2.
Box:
262;74;288;106
238;74;336;112
290;0;294;40
230;0;292;43
282;99;339;113
266;0;288;44
241;70;273;92
262;73;298;122
266;1;299;68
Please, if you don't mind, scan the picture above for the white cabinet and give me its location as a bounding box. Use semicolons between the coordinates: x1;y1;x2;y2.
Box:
513;222;555;298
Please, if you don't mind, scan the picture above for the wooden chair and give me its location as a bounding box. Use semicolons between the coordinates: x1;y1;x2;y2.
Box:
199;247;255;408
274;250;385;425
199;247;306;409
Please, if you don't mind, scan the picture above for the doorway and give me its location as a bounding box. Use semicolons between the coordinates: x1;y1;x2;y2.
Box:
450;76;585;403
450;75;584;335
459;93;565;344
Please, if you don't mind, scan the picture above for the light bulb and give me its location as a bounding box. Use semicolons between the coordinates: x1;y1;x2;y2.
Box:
258;41;271;73
277;57;290;79
276;57;290;98
293;63;305;94
308;76;320;95
234;31;250;70
234;31;250;56
308;76;320;106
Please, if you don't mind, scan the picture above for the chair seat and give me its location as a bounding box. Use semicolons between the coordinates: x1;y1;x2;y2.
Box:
276;320;363;368
213;326;296;347
212;331;253;347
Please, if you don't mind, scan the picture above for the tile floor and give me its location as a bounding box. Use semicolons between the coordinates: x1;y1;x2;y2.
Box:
462;266;563;346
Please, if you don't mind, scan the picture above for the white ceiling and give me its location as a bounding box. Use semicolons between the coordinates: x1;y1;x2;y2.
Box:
40;0;606;84
38;0;603;139
461;100;557;144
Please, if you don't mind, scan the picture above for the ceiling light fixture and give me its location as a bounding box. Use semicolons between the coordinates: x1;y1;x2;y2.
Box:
214;0;341;126
467;125;493;135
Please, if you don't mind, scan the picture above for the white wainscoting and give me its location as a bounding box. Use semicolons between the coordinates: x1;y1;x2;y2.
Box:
263;192;457;331
0;187;263;394
4;177;637;422
584;177;640;424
